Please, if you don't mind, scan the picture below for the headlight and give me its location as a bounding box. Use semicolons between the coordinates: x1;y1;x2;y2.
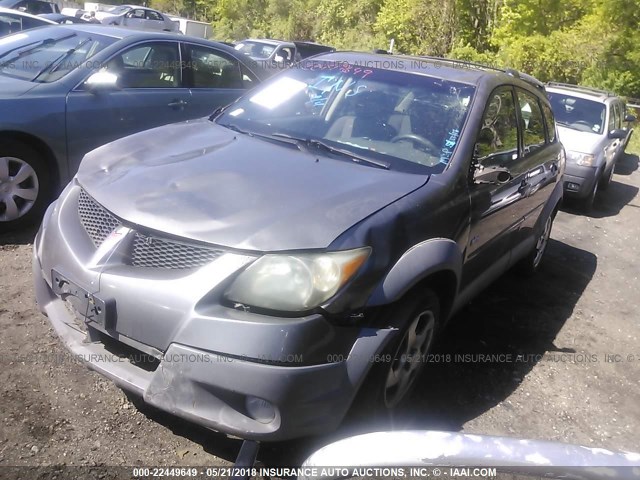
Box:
225;247;371;312
566;150;595;167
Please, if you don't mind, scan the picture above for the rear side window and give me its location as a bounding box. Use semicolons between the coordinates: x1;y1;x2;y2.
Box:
186;44;246;89
517;89;546;154
146;11;164;21
541;101;556;142
476;86;519;167
105;42;180;88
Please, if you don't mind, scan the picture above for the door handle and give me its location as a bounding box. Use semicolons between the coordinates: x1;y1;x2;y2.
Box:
168;99;188;109
550;161;558;173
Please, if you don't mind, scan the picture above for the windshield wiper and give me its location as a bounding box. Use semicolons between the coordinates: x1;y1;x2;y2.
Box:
31;37;93;82
0;34;76;69
272;133;391;169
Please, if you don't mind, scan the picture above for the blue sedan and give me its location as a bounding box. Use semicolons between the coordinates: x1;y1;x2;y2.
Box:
0;25;267;230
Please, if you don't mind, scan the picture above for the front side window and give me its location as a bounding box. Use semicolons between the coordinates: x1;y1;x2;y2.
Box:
613;102;622;129
475;86;519;167
517;89;546;154
186;45;244;89
215;62;475;173
0;30;116;82
547;92;606;134
104;42;180;88
234;41;276;60
541;101;556;143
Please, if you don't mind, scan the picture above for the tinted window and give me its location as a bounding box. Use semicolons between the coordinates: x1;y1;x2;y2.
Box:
187;45;245;89
105;42;180;88
517;89;546;154
234;41;276;59
476;86;519;167
541;101;556;142
217;62;475;173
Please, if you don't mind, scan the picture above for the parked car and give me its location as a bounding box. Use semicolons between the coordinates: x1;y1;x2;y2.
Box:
546;82;635;210
0;25;267;229
33;52;564;441
234;38;335;73
97;5;178;32
0;0;58;14
39;12;90;24
301;431;640;480
0;5;54;36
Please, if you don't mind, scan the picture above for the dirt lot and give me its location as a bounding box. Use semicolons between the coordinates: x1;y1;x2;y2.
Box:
1;152;639;472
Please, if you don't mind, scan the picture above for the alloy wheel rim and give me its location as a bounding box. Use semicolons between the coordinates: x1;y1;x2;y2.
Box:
0;157;39;222
533;216;552;268
384;309;435;409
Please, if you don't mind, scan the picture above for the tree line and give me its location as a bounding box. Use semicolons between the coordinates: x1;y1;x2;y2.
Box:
149;0;640;98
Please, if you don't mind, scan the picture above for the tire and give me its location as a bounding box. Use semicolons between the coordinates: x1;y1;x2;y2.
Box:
517;209;555;276
580;174;599;212
352;289;440;425
0;140;51;232
599;164;614;191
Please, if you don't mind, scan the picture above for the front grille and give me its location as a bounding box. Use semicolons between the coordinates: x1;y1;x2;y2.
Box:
78;189;121;247
77;189;223;270
131;232;223;269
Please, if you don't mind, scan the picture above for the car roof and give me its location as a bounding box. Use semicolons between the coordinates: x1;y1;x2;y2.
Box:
312;51;546;91
546;82;620;103
0;5;57;22
242;38;291;47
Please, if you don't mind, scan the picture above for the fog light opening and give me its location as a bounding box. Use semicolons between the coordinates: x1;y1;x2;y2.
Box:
245;396;276;424
567;182;580;191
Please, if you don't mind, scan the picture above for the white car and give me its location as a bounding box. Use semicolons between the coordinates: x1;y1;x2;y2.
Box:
0;5;55;36
97;5;178;32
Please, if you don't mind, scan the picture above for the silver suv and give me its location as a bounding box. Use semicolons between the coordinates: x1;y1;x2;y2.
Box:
546;82;635;210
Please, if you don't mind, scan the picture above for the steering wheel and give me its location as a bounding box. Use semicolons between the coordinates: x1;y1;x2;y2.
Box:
391;133;439;154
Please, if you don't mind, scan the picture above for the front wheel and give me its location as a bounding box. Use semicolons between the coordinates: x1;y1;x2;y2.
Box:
0;141;51;232
353;289;440;420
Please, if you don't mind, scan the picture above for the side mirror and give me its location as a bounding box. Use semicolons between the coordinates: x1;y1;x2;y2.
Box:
84;71;119;92
608;128;627;139
473;165;512;185
625;113;637;123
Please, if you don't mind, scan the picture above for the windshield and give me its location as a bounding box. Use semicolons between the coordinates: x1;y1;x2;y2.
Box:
215;61;475;173
0;29;116;82
234;41;276;59
547;92;606;134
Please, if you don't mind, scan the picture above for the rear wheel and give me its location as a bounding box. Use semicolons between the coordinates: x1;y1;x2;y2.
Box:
0;141;51;232
517;209;555;276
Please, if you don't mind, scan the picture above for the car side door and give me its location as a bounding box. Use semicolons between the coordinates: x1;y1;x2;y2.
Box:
511;88;562;252
462;85;528;289
65;40;192;173
121;8;146;30
145;10;170;31
183;43;257;118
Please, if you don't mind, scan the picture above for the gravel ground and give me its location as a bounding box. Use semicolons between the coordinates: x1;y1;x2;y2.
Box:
1;152;639;474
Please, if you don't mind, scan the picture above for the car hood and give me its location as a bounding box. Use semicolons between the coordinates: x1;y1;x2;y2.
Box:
0;75;39;98
557;125;606;154
77;119;428;251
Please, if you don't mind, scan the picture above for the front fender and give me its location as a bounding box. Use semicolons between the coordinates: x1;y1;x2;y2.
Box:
367;238;462;306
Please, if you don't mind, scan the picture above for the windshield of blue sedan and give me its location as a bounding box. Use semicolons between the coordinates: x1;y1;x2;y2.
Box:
0;29;116;82
215;61;475;172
